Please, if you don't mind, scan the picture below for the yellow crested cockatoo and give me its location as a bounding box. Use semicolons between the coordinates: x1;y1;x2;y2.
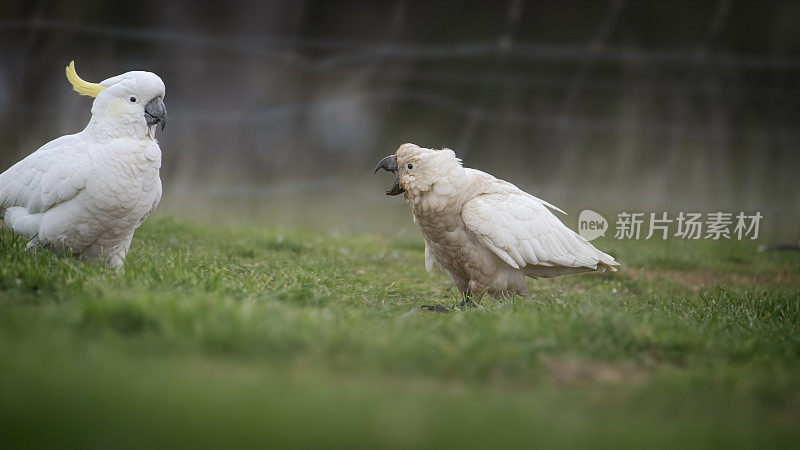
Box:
0;61;167;268
375;143;619;306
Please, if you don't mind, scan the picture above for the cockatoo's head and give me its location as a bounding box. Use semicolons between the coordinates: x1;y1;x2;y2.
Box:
65;61;167;139
374;143;464;198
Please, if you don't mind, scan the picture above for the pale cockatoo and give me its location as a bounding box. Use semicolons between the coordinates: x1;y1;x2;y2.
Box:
375;143;619;307
0;61;167;268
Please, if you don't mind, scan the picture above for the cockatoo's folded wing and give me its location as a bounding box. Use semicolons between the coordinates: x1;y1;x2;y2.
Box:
135;176;162;229
461;193;618;270
0;135;90;214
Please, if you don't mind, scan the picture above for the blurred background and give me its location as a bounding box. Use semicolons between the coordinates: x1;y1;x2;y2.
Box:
1;0;799;238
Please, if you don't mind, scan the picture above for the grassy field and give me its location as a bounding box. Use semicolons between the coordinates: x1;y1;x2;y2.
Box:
1;216;799;449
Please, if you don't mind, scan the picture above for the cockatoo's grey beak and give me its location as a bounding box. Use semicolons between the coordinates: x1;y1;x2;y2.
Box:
385;179;404;195
145;97;167;130
374;154;405;196
374;154;398;174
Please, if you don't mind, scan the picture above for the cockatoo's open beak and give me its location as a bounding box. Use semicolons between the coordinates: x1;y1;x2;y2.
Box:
145;97;167;130
373;154;404;195
374;154;398;174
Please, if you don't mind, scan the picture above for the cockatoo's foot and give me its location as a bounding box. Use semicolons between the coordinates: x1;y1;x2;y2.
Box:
456;299;479;309
24;236;42;253
105;253;126;270
455;288;481;309
421;290;479;313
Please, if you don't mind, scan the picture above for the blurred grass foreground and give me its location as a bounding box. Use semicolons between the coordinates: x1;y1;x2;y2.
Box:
1;217;799;449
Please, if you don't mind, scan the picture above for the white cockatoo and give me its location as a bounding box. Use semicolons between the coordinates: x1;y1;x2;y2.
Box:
375;143;619;306
0;61;167;268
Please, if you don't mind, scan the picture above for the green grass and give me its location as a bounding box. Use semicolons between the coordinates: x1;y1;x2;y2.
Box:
1;217;799;449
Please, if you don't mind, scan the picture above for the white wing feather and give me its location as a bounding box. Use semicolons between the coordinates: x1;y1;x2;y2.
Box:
136;176;162;228
462;192;618;271
0;134;90;215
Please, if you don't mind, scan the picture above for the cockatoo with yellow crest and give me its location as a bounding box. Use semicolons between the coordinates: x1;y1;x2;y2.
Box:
0;61;167;268
375;143;619;308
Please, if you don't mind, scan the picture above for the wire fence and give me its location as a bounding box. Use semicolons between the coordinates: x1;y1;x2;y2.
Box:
2;1;799;138
1;0;798;223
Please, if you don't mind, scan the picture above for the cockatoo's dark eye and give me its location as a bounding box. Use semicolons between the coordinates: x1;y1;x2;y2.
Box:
130;97;137;103
407;163;413;170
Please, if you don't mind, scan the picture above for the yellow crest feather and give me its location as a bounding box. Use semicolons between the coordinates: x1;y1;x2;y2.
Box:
65;60;106;98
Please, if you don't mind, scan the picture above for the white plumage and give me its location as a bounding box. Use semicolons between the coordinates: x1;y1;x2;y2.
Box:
0;62;166;268
375;143;619;301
